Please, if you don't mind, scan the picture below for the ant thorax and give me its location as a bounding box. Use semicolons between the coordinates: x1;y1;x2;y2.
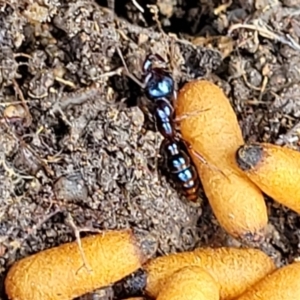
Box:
144;69;174;101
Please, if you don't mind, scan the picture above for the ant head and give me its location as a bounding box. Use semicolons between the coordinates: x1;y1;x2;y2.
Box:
142;53;166;74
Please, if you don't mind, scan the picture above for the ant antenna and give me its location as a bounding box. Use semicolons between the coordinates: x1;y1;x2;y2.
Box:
116;47;146;89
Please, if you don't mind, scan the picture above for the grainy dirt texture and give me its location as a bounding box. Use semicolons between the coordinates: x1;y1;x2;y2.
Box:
1;0;300;299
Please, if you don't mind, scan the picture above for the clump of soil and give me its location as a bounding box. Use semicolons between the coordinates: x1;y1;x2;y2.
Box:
1;0;300;299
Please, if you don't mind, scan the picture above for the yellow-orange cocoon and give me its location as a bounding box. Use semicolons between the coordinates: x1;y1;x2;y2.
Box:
156;266;219;300
144;247;275;300
236;142;300;214
234;261;300;300
5;230;145;300
175;80;267;241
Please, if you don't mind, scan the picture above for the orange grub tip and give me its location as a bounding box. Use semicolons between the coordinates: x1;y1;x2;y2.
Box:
144;247;275;300
156;266;219;300
5;229;145;300
236;142;300;214
234;261;300;300
175;80;268;241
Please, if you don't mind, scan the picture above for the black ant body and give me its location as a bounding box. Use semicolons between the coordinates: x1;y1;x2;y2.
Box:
141;54;201;202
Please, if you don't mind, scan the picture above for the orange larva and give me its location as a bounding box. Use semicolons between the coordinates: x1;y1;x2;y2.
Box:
236;142;300;214
156;266;219;300
5;230;145;300
144;247;275;299
175;80;268;241
234;261;300;300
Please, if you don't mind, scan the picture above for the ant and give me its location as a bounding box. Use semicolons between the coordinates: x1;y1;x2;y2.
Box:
140;53;201;202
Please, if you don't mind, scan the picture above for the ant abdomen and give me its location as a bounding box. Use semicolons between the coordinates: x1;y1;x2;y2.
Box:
163;140;200;202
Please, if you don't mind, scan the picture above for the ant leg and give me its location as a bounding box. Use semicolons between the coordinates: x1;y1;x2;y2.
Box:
154;132;160;174
155;138;166;184
123;69;146;89
116;46;146;89
153;115;165;178
183;140;210;168
168;90;177;109
174;108;210;123
116;46;130;75
184;140;229;180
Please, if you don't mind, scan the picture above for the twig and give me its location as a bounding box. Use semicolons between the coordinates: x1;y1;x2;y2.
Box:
132;0;144;13
65;213;102;274
0;99;39;106
214;0;232;15
12;79;32;126
276;122;300;146
228;22;300;51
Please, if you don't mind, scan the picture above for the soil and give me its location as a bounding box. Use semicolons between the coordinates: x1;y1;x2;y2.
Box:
1;0;300;299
